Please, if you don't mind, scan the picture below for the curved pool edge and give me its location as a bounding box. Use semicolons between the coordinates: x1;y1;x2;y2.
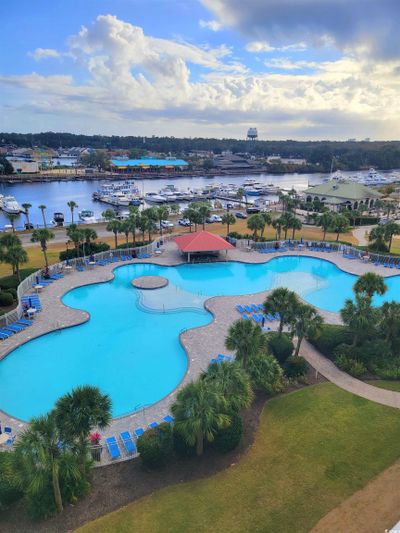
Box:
0;246;396;453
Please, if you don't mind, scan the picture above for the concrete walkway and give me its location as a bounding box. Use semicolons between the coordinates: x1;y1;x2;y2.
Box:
352;224;376;246
300;340;400;409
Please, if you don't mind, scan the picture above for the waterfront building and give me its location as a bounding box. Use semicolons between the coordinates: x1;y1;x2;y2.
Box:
8;159;39;174
303;181;382;211
110;157;188;174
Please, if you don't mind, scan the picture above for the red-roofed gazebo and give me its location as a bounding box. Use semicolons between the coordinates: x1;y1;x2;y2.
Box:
174;231;234;262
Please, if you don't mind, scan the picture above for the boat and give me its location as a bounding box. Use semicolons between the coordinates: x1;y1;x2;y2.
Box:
52;212;65;226
144;192;168;204
2;196;22;214
79;209;97;224
92;181;142;206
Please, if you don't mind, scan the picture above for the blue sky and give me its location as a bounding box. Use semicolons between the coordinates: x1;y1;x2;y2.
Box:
1;0;399;139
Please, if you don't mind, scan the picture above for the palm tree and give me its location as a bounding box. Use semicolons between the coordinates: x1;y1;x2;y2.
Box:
6;213;18;233
54;385;111;475
272;217;283;240
289;303;324;356
171;380;230;456
67;201;78;224
13;414;67;513
221;212;236;236
120;219;131;245
106;219;121;248
102;208;116;221
384;221;400;252
263;288;298;334
332;214;349;241
197;203;211;230
380;301;400;348
259;212;272;237
280;212;295;239
369;225;388;252
31;228;55;267
138;214;149;243
202;361;253;411
353;272;387;301
22;203;32;228
128;206;139;245
316;212;334;241
182;207;196;233
291;217;302;239
341;294;378;347
156;205;170;236
2;244;28;281
81;227;97;245
66;224;84;256
247;214;264;240
225;319;266;369
38;204;47;228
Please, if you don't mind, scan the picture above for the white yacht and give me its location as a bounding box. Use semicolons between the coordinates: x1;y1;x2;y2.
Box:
79;209;97;224
2;196;22;214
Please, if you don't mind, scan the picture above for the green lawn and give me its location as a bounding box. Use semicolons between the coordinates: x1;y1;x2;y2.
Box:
366;380;400;392
76;384;400;533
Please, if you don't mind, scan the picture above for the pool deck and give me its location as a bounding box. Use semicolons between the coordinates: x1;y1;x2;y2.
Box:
0;242;399;464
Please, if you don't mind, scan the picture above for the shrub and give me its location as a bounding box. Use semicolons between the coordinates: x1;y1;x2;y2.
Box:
173;426;196;458
59;242;110;261
0;452;22;510
0;292;14;307
0;268;37;290
213;411;243;453
284;356;308;378
137;423;173;469
335;353;366;377
369;357;400;380
308;324;353;359
4;288;17;300
247;353;285;394
267;332;294;364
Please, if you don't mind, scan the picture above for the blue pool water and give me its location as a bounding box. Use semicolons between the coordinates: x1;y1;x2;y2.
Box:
1;257;400;420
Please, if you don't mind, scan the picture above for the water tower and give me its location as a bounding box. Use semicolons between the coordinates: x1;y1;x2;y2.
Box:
247;127;258;141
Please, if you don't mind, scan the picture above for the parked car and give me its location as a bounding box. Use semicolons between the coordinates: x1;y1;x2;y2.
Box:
235;211;247;219
161;220;174;229
24;222;35;230
178;218;191;226
206;214;223;223
246;207;261;214
226;203;234;209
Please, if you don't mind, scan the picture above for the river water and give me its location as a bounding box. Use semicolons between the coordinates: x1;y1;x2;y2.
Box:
0;170;351;229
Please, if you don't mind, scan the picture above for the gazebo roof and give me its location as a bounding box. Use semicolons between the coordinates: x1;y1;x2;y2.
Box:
174;231;234;253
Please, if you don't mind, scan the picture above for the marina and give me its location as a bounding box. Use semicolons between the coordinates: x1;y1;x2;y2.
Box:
0;169;397;230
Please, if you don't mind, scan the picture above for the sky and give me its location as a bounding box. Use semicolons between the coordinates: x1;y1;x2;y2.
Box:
1;0;400;140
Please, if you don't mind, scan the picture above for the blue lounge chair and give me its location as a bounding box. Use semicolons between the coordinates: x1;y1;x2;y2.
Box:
275;313;281;320
0;329;13;337
242;314;250;320
266;313;275;321
120;431;136;454
106;436;121;460
16;319;33;326
148;422;158;429
4;324;27;333
251;304;259;312
236;304;246;313
0;332;9;340
252;313;261;323
163;415;174;423
4;427;12;433
244;305;252;313
134;427;144;438
257;304;264;311
211;358;219;363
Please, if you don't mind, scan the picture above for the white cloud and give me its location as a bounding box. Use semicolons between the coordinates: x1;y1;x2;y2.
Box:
29;48;61;61
199;19;222;31
2;14;400;139
246;41;274;53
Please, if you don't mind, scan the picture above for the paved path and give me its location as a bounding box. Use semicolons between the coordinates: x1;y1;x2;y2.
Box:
300;340;400;409
352;224;376;246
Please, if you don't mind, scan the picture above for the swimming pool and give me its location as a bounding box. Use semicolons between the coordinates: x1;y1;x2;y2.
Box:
1;256;400;420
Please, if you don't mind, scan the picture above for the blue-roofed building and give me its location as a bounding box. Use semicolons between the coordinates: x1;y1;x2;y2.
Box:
110;158;188;173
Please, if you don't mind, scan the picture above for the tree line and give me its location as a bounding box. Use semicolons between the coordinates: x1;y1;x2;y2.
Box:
2;134;400;170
